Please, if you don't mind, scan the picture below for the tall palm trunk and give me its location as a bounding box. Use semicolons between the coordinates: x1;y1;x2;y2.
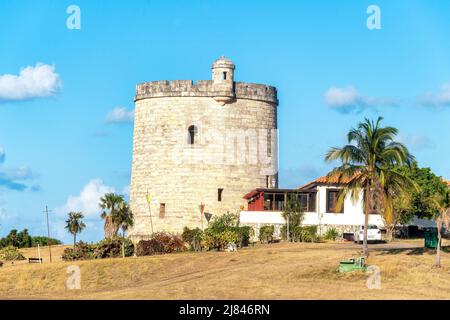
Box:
435;222;442;268
73;234;76;250
122;229;125;258
363;184;370;257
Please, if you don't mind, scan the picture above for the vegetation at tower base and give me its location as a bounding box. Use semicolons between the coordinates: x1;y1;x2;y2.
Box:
259;225;274;243
136;233;186;256
179;213;252;252
181;227;204;252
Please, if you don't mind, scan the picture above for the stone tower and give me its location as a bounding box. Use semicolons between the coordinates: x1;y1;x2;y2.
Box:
129;57;278;241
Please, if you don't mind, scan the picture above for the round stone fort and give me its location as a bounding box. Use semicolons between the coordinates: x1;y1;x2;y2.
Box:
129;57;279;241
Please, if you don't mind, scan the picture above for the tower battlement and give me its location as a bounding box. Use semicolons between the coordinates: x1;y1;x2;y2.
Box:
135;80;278;104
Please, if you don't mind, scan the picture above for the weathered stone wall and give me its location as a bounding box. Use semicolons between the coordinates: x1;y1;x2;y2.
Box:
135;80;278;104
129;92;278;241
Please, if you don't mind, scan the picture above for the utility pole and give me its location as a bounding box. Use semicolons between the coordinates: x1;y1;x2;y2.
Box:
45;206;52;263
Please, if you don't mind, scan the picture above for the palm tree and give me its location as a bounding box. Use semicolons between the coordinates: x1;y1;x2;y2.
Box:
99;193;125;238
429;190;450;268
65;212;86;249
325;117;414;257
115;201;134;258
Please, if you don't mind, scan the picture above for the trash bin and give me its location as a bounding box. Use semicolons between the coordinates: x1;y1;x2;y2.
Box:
339;257;367;273
424;230;439;249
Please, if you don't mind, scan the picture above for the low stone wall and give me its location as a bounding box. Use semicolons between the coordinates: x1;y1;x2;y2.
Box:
241;222;360;242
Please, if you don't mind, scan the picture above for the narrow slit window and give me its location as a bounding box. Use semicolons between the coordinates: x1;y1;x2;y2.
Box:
188;125;198;145
159;203;166;218
222;72;227;80
218;188;224;202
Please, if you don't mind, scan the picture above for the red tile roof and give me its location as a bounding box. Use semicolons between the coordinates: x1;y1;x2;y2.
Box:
298;173;361;190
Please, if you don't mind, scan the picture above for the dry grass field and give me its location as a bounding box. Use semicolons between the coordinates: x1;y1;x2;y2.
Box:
1;240;450;300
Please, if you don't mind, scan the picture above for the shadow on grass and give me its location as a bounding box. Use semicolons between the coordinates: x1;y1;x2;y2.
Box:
377;246;450;256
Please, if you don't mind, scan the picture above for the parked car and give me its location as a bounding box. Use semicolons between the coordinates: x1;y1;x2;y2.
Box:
354;225;382;243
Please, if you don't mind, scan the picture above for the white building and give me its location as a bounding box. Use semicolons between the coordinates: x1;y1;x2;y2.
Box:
239;175;384;239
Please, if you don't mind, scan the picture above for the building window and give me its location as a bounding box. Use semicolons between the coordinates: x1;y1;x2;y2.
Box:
188;125;198;145
222;72;227;80
218;188;223;202
326;189;344;213
308;192;317;212
296;192;317;212
159;203;166;218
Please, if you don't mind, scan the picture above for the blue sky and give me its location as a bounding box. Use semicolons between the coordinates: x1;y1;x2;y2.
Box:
1;0;450;243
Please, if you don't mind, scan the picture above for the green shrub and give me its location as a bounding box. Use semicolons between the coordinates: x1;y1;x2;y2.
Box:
281;225;319;243
94;237;134;259
199;213;244;251
0;246;26;261
136;232;186;256
202;229;239;251
235;226;253;247
62;241;95;261
181;227;204;251
259;225;274;243
208;213;239;233
324;228;339;241
300;226;319;243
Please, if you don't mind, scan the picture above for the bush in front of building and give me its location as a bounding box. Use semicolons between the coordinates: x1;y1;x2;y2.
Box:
202;212;253;251
323;228;340;241
281;225;320;243
136;232;186;256
300;226;319;242
259;225;275;243
235;225;253;247
202;229;239;251
181;227;204;251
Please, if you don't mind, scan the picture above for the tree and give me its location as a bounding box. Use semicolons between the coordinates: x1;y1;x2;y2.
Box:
114;201;134;258
383;164;447;241
325;117;414;257
428;189;450;268
99;193;125;238
65;212;86;249
17;229;32;248
281;194;304;242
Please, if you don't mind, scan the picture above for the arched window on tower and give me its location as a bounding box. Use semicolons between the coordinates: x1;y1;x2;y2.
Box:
188;125;198;145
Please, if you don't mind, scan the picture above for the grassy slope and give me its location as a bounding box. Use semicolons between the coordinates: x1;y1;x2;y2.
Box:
1;240;450;299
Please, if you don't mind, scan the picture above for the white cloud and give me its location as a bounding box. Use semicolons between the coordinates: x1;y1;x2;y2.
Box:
0;166;39;191
398;134;433;150
55;179;115;217
324;86;398;114
105;107;134;124
0;63;61;101
418;83;450;107
0;146;4;163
